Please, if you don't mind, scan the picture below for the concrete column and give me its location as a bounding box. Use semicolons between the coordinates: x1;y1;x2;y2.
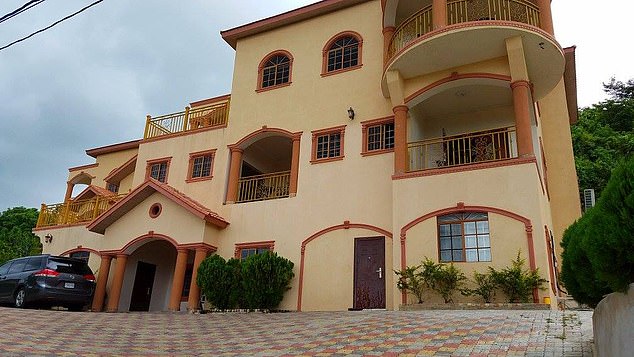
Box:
289;136;301;197
168;248;189;312
433;0;447;29
187;248;208;311
91;255;112;312
393;105;409;174
382;26;395;63
225;148;243;203
511;80;534;157
536;0;554;35
106;254;128;313
64;182;74;202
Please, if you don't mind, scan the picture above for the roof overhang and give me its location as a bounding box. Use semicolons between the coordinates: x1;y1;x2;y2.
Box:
563;46;578;124
104;155;138;184
87;179;229;234
74;185;115;201
86;139;141;158
220;0;370;49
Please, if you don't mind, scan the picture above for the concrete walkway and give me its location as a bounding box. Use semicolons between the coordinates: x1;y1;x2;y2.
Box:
0;307;593;356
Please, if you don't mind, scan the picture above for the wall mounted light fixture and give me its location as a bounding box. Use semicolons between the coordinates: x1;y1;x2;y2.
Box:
347;107;355;120
44;234;53;244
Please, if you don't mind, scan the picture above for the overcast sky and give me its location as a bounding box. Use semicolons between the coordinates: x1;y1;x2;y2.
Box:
0;0;632;211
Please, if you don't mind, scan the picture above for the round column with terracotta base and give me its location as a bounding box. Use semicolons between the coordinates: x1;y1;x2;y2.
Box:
187;248;208;311
91;255;112;312
393;105;409;174
382;26;395;63
511;80;534;157
536;0;554;35
105;254;128;313
432;0;447;30
289;136;301;197
168;248;189;312
225;148;243;203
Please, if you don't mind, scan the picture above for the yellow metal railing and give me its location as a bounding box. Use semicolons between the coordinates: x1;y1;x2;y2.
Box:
387;0;540;59
36;194;126;228
144;98;230;139
236;171;291;203
408;126;517;172
447;0;540;26
388;5;433;59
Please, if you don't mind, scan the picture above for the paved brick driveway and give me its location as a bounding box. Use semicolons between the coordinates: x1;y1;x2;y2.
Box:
0;307;593;356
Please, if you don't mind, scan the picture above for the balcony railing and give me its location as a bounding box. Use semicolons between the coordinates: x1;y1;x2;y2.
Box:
447;0;539;26
36;194;127;228
144;98;230;139
388;0;540;60
236;171;291;203
388;5;433;59
408;126;517;172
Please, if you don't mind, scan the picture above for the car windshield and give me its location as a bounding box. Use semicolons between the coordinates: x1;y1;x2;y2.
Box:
46;258;92;275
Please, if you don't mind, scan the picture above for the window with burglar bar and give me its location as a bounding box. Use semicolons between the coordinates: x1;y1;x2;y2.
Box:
438;212;491;262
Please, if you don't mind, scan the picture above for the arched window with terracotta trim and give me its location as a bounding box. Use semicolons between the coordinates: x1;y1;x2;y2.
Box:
257;50;293;91
322;31;363;76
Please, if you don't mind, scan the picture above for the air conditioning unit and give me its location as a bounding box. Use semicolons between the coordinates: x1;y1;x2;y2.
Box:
583;189;595;211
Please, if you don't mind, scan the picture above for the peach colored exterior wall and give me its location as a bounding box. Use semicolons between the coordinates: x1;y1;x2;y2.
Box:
35;0;579;312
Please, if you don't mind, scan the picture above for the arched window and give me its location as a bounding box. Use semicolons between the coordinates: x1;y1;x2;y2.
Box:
437;212;491;262
258;51;293;90
323;32;363;75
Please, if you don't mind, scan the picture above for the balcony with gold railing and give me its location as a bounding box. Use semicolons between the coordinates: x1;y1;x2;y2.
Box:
408;126;517;172
388;0;540;60
36;194;127;228
236;171;290;204
144;97;230;140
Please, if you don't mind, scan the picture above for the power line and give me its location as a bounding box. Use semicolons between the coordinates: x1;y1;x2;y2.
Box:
0;0;104;52
0;0;46;25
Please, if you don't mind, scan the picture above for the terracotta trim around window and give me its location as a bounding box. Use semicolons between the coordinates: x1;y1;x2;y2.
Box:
361;115;395;157
234;240;275;259
310;125;346;164
321;30;364;77
256;49;294;92
186;149;217;183
145;157;172;183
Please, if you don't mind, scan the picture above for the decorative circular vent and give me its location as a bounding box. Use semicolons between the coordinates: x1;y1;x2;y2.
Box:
149;203;162;218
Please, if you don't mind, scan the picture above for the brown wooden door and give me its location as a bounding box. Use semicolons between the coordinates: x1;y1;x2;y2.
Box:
129;261;156;311
353;237;385;309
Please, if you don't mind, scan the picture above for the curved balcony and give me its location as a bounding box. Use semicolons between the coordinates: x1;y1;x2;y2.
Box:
383;0;563;100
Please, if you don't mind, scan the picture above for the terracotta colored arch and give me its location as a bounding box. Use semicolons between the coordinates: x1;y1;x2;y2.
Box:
296;221;393;311
68;171;95;185
228;126;302;151
257;49;294;91
405;72;512;107
60;247;101;257
117;232;179;256
398;202;538;303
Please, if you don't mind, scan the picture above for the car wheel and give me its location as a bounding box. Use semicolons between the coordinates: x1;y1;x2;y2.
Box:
14;288;27;309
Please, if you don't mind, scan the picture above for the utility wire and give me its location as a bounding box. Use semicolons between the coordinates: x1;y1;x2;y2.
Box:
0;0;46;25
0;0;104;52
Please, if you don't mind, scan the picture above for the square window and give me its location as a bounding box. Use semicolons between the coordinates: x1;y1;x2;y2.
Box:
437;212;490;262
311;126;346;163
146;159;170;183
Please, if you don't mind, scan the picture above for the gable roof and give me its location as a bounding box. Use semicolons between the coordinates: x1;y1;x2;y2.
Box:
220;0;370;49
104;155;138;184
87;179;229;234
74;185;116;201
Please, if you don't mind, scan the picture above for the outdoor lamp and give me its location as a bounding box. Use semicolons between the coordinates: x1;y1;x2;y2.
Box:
347;107;355;120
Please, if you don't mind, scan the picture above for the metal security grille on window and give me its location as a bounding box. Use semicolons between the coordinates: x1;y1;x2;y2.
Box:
316;133;341;159
70;251;90;262
192;155;212;178
327;36;359;72
438;212;491;262
368;123;394;151
107;182;119;193
262;55;290;88
150;162;168;182
240;247;271;261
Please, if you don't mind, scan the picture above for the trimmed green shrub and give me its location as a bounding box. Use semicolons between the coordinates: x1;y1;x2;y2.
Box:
489;251;546;303
241;251;295;310
431;262;467;303
196;255;242;310
461;271;497;303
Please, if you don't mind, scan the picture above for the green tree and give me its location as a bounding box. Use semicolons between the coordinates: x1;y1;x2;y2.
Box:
0;207;42;265
572;78;634;199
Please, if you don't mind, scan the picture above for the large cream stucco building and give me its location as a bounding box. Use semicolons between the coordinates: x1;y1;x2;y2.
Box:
34;0;581;312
